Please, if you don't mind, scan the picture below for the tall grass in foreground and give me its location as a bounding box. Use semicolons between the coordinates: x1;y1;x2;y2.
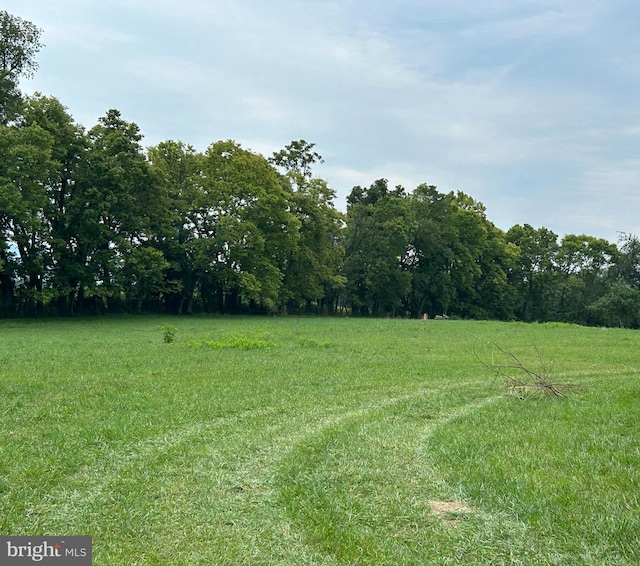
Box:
1;316;639;565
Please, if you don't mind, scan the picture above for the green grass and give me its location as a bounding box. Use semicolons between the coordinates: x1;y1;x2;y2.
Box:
1;316;639;564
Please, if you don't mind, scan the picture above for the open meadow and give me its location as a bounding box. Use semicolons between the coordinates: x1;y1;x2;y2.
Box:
1;316;639;565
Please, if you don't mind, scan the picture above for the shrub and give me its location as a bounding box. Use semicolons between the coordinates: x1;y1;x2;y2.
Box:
162;325;177;343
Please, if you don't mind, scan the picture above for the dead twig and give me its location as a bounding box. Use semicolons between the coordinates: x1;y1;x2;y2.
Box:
475;342;566;399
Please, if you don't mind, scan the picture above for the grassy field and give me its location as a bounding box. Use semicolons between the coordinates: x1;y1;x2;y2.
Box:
1;316;639;565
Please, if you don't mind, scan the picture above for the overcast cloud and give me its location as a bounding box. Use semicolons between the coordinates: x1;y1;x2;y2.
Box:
5;0;640;242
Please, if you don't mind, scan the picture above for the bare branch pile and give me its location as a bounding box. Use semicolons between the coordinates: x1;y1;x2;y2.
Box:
477;342;566;399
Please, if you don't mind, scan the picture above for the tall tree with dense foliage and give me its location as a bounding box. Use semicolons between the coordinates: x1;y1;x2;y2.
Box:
147;140;202;313
0;11;42;79
0;104;54;314
270;140;345;314
506;224;560;322
190;140;299;312
554;234;617;324
405;185;517;319
65;109;160;312
0;11;46;313
0;10;42;124
590;233;640;327
23;95;86;315
406;184;459;317
280;177;345;313
344;179;412;316
447;192;518;319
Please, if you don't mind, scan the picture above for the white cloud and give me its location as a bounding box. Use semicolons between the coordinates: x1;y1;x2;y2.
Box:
455;6;595;41
126;56;213;92
3;0;639;242
239;95;300;125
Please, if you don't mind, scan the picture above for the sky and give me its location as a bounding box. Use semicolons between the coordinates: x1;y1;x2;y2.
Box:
4;0;640;243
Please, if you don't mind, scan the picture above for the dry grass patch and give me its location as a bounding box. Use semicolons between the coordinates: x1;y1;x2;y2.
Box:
428;500;474;527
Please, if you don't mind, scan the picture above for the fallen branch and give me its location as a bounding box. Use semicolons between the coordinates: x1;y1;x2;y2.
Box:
476;342;566;399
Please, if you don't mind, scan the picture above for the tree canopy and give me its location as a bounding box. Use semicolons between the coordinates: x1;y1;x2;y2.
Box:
0;10;42;124
1;10;638;327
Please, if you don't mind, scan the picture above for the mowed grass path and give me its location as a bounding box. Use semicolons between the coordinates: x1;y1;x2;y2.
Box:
1;316;639;565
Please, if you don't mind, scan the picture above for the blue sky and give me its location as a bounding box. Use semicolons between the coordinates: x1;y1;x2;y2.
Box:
5;0;640;243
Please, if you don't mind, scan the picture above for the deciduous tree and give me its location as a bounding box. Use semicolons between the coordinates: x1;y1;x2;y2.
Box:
147;140;202;313
271;140;345;314
506;224;559;322
194;140;299;312
344;179;412;316
0;11;43;123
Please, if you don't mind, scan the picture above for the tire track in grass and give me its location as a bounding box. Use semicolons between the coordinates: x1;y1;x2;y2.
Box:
32;386;502;566
33;388;496;564
273;391;504;565
34;404;328;564
36;389;444;521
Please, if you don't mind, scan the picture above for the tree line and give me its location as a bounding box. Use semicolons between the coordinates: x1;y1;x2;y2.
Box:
2;10;640;326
